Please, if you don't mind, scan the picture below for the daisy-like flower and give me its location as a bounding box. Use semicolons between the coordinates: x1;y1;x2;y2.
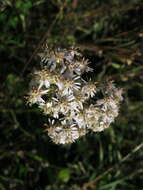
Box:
96;97;118;112
52;97;71;115
85;106;101;129
101;113;115;126
27;46;123;144
69;100;83;111
92;121;106;132
33;69;52;89
54;50;66;63
46;122;86;144
27;88;48;105
68;92;86;111
73;58;93;75
104;81;123;101
55;101;70;115
68;47;82;57
73;111;86;128
57;77;81;95
39;48;62;64
90;111;114;132
82;82;97;98
41;102;53;115
114;88;123;101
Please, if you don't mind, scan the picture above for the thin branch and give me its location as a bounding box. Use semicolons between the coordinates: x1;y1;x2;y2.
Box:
82;142;143;190
21;15;59;77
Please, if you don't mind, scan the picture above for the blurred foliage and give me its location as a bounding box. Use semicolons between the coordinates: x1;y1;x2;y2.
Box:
0;0;143;189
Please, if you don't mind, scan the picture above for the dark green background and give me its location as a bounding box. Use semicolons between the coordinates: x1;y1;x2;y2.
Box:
0;0;143;189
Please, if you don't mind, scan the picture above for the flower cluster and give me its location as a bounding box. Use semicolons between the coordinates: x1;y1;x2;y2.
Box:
27;46;123;144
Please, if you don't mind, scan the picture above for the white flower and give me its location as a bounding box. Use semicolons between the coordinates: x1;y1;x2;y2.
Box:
93;121;106;132
60;64;67;74
42;102;53;115
97;98;118;112
33;69;52;89
85;106;101;129
46;123;86;144
52;97;70;115
114;89;123;101
59;78;81;95
69;100;83;111
102;114;114;125
27;88;48;105
73;58;93;75
56;81;64;90
73;112;85;128
82;83;97;98
27;46;123;144
39;79;50;89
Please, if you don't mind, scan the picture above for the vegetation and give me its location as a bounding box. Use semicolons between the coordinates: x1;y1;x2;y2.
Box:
0;0;143;189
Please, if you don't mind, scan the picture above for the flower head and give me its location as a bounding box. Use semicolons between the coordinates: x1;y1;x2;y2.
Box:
27;46;123;144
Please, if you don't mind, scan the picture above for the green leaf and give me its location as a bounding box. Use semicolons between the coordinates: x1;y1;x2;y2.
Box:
58;168;71;183
33;0;45;6
8;17;18;29
111;63;121;69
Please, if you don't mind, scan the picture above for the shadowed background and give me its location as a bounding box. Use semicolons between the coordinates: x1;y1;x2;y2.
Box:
0;0;143;189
